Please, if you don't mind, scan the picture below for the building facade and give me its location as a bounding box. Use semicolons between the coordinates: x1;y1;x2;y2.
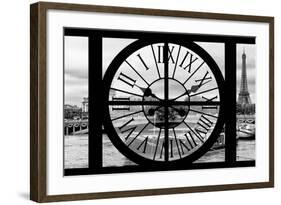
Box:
82;97;88;112
64;104;82;119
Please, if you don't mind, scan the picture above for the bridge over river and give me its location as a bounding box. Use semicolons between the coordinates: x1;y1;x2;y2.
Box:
64;120;89;135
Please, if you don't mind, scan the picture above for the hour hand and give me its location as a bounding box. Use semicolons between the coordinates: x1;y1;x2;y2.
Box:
136;85;157;98
186;84;200;94
135;85;147;94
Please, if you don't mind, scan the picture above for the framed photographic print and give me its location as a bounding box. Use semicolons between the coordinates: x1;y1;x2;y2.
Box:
30;2;274;202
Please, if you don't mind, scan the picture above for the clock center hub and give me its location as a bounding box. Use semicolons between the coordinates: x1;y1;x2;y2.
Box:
142;78;190;129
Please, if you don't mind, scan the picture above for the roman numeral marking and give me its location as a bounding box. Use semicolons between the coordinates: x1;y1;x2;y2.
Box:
195;115;213;140
189;109;218;119
183;121;205;143
202;95;217;101
172;45;182;78
197;115;213;130
170;139;174;158
118;118;138;141
117;72;136;88
158;139;177;159
157;45;175;63
112;97;130;111
125;60;149;85
137;136;149;153
202;95;218;110
179;138;191;155
137;54;150;70
153;129;162;160
189;87;218;98
183;61;205;85
159;140;165;159
150;45;161;78
185;131;198;149
173;128;182;158
179;51;198;73
194;128;207;139
127;122;150;147
195;71;212;88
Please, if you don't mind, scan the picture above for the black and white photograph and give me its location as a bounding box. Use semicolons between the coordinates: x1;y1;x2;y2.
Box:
28;2;274;202
63;29;256;175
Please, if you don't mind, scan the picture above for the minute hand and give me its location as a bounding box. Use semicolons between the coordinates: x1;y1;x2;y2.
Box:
171;79;211;101
187;72;212;94
186;80;210;94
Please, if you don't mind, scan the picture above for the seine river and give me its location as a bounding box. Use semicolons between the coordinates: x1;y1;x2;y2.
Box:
64;134;255;169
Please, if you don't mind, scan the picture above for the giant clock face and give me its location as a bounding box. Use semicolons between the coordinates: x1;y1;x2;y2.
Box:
103;39;225;166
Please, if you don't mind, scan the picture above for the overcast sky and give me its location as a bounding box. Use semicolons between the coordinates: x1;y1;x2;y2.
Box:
64;36;88;106
64;36;256;106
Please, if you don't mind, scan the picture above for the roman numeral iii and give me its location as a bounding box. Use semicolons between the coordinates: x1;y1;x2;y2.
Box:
117;72;136;88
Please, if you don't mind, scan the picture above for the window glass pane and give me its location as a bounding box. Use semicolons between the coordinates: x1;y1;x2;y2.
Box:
64;36;89;169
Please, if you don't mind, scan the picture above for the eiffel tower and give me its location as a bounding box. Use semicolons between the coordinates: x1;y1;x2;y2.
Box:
238;49;251;105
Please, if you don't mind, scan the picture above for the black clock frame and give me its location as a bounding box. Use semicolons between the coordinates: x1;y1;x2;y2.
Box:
64;28;256;176
103;39;225;166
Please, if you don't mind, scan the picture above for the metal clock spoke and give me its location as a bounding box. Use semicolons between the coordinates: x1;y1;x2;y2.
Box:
108;101;162;106
110;87;143;98
150;44;161;78
172;45;182;78
127;122;150;147
163;42;169;162
153;128;162;160
125;60;150;86
111;110;143;121
189;87;218;97
188;109;218;119
182;61;205;85
172;128;182;159
169;101;220;106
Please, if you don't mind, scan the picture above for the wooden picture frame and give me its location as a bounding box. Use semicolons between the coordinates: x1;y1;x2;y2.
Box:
30;1;274;202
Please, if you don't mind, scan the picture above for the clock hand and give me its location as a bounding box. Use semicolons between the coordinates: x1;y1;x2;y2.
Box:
170;79;212;101
135;85;147;94
187;71;212;94
135;85;162;100
187;79;211;94
186;84;200;94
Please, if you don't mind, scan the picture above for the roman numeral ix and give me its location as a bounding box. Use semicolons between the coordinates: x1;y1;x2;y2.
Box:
179;51;198;73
